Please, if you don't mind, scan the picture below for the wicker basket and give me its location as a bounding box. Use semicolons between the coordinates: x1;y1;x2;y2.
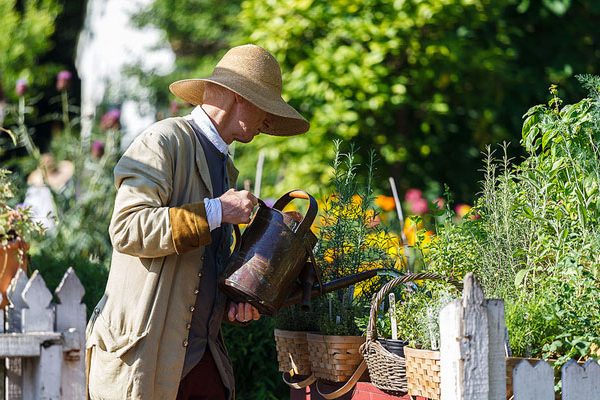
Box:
306;333;365;382
404;346;441;400
361;272;461;393
274;329;312;376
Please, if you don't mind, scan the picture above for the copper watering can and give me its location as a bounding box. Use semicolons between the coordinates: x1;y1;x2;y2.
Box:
219;190;387;316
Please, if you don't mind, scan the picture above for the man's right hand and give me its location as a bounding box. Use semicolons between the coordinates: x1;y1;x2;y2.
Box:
219;189;258;224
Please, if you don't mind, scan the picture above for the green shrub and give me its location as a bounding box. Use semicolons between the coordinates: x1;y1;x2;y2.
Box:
424;77;600;360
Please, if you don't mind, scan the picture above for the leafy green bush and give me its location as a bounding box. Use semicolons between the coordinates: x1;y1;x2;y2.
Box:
424;77;600;360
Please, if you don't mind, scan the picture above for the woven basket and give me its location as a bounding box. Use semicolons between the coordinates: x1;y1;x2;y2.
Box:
274;329;312;376
404;346;441;400
306;333;365;382
361;272;461;393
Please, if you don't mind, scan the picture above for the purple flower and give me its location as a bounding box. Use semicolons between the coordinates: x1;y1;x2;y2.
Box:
56;70;73;91
91;140;105;159
15;79;28;97
100;108;121;130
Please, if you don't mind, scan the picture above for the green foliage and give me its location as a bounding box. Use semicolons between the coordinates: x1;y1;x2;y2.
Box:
273;304;318;332
0;0;61;97
0;168;45;245
222;318;288;400
424;79;600;360
392;283;455;350
230;0;600;201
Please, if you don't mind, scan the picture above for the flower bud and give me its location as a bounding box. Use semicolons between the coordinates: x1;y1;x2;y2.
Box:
100;108;121;130
91;140;105;159
15;79;28;97
56;70;73;91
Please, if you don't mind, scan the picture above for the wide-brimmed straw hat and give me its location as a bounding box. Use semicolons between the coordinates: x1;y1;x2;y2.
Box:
169;44;309;136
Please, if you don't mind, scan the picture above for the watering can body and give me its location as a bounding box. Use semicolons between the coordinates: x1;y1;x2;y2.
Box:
220;190;319;316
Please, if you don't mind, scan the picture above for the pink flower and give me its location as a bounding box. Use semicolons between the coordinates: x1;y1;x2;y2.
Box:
15;79;28;96
405;188;422;203
91;140;105;159
100;108;121;130
434;197;445;210
409;197;429;215
56;70;73;91
170;100;180;116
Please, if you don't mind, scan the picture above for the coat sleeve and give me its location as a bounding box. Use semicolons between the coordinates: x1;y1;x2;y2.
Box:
109;129;211;258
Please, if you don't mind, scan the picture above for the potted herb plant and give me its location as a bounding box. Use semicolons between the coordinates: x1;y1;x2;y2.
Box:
0;168;45;306
306;141;398;386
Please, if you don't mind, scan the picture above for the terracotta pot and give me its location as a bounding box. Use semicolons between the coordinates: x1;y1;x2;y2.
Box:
0;239;29;307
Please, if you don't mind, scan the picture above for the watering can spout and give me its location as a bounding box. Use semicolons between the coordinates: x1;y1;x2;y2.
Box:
282;268;388;309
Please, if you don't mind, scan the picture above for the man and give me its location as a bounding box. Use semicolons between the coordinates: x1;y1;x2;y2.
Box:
86;44;310;400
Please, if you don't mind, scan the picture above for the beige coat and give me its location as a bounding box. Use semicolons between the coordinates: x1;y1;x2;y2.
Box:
86;117;239;400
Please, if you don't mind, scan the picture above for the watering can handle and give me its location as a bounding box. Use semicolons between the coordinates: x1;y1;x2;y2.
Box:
232;224;242;255
272;190;318;237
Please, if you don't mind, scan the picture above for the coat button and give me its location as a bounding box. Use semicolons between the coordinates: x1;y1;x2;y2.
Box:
198;272;202;277
183;339;188;347
94;308;100;314
189;306;195;312
194;289;199;295
186;323;191;330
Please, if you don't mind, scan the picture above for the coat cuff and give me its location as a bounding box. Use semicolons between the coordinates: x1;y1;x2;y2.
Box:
169;202;212;254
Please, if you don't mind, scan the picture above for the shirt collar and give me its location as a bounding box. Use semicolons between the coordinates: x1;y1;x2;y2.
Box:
185;105;229;155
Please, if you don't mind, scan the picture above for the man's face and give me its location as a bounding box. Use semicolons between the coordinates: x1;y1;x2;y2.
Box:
233;97;269;143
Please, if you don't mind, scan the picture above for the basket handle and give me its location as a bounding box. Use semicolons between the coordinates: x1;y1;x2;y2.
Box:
365;272;462;343
282;372;316;389
314;360;368;399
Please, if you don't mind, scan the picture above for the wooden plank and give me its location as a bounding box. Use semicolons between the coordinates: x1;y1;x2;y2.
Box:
5;268;28;333
440;299;463;400
35;342;62;399
462;273;489;399
440;273;491;400
562;359;600;400
512;359;554;399
21;271;54;333
55;267;87;400
486;299;506;400
5;269;29;400
0;333;61;357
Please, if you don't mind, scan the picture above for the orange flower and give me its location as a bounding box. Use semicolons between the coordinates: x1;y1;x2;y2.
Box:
375;195;396;211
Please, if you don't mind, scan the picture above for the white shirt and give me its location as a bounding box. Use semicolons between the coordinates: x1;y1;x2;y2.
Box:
184;106;228;231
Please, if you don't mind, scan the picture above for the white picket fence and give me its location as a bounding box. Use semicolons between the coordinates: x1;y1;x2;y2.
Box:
0;268;86;400
439;273;600;399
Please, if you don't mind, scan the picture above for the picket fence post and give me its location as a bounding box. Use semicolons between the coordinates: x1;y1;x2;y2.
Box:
439;272;506;400
55;267;87;400
5;269;30;400
0;268;88;400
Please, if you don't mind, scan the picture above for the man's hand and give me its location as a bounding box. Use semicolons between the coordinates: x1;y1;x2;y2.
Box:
219;189;258;224
228;302;260;323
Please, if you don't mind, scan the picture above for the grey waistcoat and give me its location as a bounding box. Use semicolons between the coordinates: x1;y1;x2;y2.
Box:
181;119;232;379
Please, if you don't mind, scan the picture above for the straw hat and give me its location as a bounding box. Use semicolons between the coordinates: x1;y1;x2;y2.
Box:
27;154;74;191
169;44;309;136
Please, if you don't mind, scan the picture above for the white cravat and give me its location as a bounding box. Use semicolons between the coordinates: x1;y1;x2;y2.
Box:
185;106;228;231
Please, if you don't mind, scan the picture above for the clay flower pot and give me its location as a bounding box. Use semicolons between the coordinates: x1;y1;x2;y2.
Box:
0;239;29;307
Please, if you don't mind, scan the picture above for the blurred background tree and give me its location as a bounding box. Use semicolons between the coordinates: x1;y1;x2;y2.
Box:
134;0;600;203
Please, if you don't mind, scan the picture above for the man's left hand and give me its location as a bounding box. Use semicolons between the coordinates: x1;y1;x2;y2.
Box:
227;302;260;323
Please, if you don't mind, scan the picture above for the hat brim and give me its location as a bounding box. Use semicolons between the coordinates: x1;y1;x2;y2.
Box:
169;76;309;136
